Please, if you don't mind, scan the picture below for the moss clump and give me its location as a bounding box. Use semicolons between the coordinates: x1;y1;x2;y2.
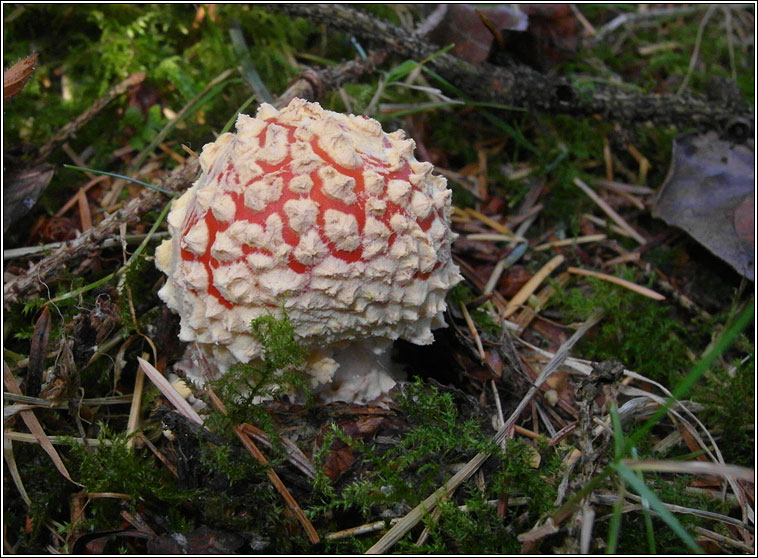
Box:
69;424;190;531
206;312;309;433
311;379;564;553
3;443;72;553
551;271;697;386
311;379;497;518
694;351;755;467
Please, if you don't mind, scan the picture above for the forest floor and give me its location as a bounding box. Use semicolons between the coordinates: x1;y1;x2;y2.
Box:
3;4;755;554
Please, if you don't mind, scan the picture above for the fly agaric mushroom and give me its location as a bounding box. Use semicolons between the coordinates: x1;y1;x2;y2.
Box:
156;98;461;404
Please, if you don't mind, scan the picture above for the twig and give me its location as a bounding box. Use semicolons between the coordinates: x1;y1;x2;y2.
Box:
502;255;565;319
271;4;753;135
4;232;170;261
573;178;646;244
3;392;132;407
567;266;665;301
3;159;199;308
32;72;146;166
277;51;386;107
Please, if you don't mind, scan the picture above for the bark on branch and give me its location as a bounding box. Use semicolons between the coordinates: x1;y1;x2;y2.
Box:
4;56;384;309
271;4;753;139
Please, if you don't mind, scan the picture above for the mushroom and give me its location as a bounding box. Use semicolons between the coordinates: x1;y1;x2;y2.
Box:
155;98;461;404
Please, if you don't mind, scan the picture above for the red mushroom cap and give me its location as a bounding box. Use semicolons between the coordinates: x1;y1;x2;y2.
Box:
156;98;461;375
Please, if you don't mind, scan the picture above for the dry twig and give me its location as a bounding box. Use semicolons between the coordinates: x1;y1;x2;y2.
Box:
270;4;753;135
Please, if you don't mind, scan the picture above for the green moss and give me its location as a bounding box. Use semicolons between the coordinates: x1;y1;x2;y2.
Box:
3;443;72;553
207;312;310;431
310;379;565;553
551;271;697;386
69;423;190;530
694;351;755;467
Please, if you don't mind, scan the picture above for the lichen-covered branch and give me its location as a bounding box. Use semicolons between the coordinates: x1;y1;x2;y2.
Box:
4;56;391;309
3;160;199;308
277;51;387;105
271;4;753;138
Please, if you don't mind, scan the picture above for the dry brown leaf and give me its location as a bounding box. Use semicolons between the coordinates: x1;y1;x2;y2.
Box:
26;306;51;398
653;132;754;280
427;4;527;64
4;52;38;101
3;163;55;233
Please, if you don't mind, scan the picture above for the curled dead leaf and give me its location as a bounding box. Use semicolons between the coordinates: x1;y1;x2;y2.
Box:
426;4;527;64
4;52;38;101
3;164;55;233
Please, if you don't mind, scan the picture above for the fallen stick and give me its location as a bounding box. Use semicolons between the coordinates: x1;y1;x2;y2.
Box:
271;4;753;137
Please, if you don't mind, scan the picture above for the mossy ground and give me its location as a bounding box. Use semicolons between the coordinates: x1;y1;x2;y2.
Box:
3;4;754;554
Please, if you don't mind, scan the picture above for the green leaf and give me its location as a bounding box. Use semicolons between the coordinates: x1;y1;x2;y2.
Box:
386;60;420;83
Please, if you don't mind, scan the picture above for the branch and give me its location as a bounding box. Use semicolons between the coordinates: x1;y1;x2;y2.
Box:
4;56;387;309
271;4;753;138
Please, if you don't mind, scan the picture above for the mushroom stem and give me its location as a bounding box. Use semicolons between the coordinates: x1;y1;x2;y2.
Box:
311;338;406;405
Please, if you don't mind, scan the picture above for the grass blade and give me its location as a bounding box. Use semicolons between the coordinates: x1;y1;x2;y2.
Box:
221;93;257;135
63;165;177;196
605;483;625;554
624;301;754;454
613;462;703;554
